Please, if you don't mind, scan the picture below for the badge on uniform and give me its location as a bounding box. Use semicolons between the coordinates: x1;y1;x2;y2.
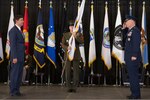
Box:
128;38;130;41
128;32;132;36
66;40;68;43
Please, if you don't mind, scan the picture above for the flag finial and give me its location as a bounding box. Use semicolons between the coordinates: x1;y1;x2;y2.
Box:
64;1;66;9
129;1;132;5
39;0;41;8
105;1;108;5
50;1;52;8
78;0;81;6
25;1;28;7
91;0;94;5
143;1;145;5
11;1;13;5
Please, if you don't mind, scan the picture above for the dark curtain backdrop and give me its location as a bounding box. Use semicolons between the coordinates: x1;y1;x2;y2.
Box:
0;0;150;84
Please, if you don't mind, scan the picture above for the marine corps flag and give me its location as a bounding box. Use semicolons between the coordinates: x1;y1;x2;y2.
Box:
88;3;96;67
0;33;4;63
101;2;112;70
5;2;14;59
33;3;45;68
112;1;125;64
23;1;29;55
46;3;56;68
68;0;86;61
141;2;149;68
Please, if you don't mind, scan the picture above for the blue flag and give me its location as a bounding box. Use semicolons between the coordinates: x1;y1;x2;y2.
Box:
33;6;45;68
141;2;149;68
46;6;56;68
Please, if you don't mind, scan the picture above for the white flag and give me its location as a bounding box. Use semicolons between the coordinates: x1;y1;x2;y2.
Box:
78;2;86;66
5;4;14;59
0;33;4;63
101;2;112;70
112;2;125;64
88;4;96;67
68;0;85;61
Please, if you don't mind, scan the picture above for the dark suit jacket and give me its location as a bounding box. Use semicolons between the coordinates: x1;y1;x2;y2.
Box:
9;26;25;62
61;32;84;60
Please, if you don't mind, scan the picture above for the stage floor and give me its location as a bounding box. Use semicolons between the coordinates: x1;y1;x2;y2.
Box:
0;84;150;99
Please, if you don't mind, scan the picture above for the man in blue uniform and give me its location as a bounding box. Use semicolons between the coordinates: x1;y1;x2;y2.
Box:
9;15;25;96
123;15;142;99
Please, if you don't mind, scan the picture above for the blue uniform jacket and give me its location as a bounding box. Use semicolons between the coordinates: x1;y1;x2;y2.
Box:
124;26;142;63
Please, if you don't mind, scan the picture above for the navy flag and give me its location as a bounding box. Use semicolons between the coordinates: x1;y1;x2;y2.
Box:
46;3;56;68
33;5;45;68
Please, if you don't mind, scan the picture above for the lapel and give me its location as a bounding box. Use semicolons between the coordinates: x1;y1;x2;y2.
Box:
14;26;25;39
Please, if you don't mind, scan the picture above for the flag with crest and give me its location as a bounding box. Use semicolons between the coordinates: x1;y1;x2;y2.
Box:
101;2;112;70
33;5;45;68
46;3;56;68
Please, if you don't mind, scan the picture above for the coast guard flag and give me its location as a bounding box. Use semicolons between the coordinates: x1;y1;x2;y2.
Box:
112;1;125;64
68;0;85;61
5;4;14;59
88;4;96;67
23;3;29;54
33;6;45;68
46;5;56;68
141;2;149;68
101;2;112;70
0;33;4;63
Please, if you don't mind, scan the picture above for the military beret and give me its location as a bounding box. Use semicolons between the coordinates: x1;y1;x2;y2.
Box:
68;20;74;26
124;15;136;22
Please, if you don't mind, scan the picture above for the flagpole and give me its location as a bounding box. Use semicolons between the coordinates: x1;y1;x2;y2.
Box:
90;64;94;85
115;60;118;86
35;64;38;85
103;64;107;86
7;0;14;85
47;62;51;85
129;1;132;16
47;0;53;86
7;61;11;85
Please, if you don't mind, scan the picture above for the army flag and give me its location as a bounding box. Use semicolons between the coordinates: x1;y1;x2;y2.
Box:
46;4;56;68
141;2;149;67
68;0;85;61
88;4;96;67
112;1;125;64
23;2;29;54
101;2;112;70
33;5;45;68
0;33;4;63
5;3;14;59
